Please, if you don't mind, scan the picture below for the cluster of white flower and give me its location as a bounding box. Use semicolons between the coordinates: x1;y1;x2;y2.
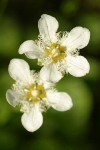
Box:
6;14;90;132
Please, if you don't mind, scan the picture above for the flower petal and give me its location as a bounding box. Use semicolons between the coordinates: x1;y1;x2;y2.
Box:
40;63;63;83
38;14;58;42
18;40;42;59
62;27;90;51
8;59;32;83
21;105;43;132
47;90;73;111
6;89;19;107
67;55;90;77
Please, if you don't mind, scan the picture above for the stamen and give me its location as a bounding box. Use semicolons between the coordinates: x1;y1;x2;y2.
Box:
52;53;66;62
37;84;43;90
51;43;57;49
24;83;46;103
39;92;46;98
28;84;34;90
37;42;66;65
59;45;66;51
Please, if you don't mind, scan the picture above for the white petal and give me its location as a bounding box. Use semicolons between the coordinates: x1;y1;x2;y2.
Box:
47;90;73;111
6;89;19;107
8;59;32;83
38;14;58;42
67;55;90;77
18;40;42;59
62;27;90;51
21;105;43;132
40;63;63;83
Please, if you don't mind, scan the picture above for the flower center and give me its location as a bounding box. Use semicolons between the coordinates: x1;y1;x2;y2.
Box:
45;43;66;63
38;43;66;65
24;84;46;103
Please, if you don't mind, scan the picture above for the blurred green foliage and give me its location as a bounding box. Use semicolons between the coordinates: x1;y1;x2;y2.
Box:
0;0;100;150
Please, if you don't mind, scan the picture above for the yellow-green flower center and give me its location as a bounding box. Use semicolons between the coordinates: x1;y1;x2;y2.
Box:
24;84;46;103
45;43;66;62
38;43;66;65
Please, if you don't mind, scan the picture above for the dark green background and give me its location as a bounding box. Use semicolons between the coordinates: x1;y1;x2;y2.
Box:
0;0;100;149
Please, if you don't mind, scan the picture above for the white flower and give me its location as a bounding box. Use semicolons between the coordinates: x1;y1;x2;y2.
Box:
18;14;90;82
6;58;72;132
